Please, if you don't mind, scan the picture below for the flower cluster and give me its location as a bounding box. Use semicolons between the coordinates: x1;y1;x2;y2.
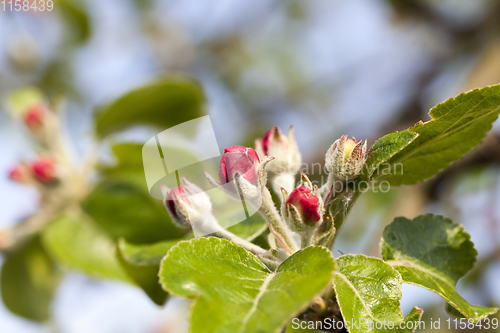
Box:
4;91;96;251
9;156;59;185
6;96;90;212
7;101;60;187
163;125;369;258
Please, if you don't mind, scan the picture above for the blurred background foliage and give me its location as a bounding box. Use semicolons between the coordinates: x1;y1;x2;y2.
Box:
0;0;500;332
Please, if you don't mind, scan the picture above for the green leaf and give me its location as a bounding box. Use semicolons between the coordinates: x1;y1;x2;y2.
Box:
94;76;205;138
98;143;149;191
382;214;498;321
58;0;91;44
84;181;184;244
117;236;193;305
446;302;466;319
116;235;192;304
116;250;166;305
378;84;500;185
119;238;184;266
1;236;61;322
42;213;130;282
99;143;198;194
101;143;145;177
160;238;335;333
325;189;360;247
4;86;46;116
333;254;423;333
358;130;419;182
226;213;267;241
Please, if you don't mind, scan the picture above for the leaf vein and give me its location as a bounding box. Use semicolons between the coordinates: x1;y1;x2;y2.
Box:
238;272;276;333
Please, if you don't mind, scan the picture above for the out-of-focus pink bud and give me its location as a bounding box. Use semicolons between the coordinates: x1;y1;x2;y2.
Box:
255;126;301;175
23;105;46;130
163;177;212;228
31;157;57;183
8;164;30;183
286;186;321;225
325;135;367;181
261;128;284;156
218;145;260;193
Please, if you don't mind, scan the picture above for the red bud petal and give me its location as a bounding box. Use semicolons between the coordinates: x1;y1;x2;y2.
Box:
261;127;289;156
32;157;56;183
166;186;188;219
9;165;28;183
218;145;260;191
23;105;45;129
287;185;321;225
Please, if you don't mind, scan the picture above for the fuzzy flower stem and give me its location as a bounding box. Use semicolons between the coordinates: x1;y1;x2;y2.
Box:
200;215;270;257
300;228;317;249
326;190;361;249
215;229;270;257
259;186;299;254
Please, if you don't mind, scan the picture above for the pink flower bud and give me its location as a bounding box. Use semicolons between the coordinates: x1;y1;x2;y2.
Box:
218;145;260;192
23;105;45;130
31;157;57;183
286;185;321;225
325;135;367;181
255;126;301;175
261;127;287;156
166;186;190;221
8;164;29;183
163;178;212;228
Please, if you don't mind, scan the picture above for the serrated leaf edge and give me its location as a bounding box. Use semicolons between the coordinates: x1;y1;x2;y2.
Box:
386;85;500;185
387;263;498;322
381;214;498;321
